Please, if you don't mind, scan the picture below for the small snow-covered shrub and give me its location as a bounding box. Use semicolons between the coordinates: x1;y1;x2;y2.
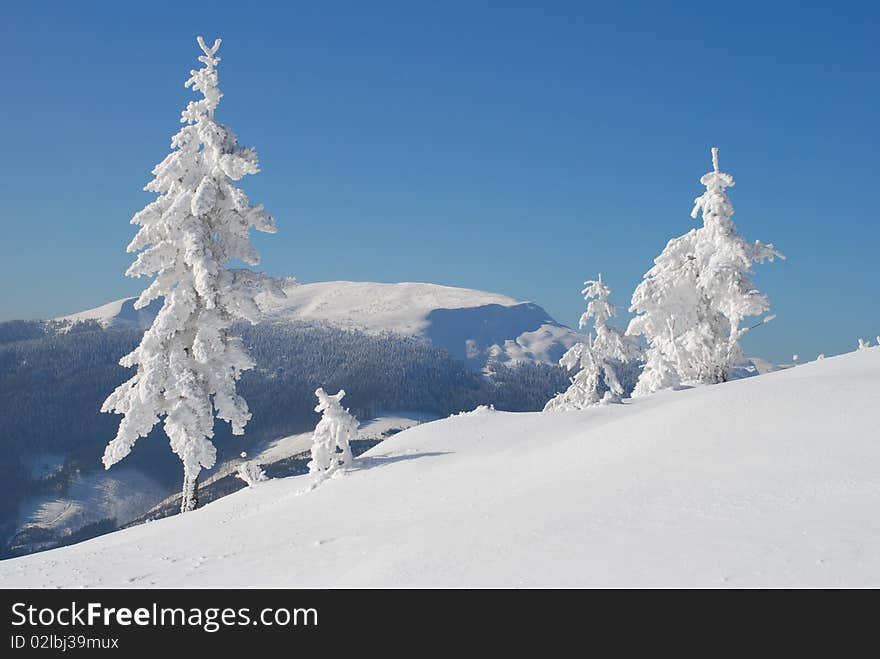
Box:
236;461;268;487
308;388;358;477
452;404;496;417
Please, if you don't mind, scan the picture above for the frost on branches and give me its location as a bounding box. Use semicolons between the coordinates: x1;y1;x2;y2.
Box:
236;453;268;487
544;275;641;411
308;388;358;478
100;36;282;513
627;148;783;396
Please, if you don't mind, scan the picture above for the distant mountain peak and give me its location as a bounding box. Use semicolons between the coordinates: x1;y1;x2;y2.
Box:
55;280;582;369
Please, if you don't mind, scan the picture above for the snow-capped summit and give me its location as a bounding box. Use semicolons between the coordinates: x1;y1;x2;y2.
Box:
56;280;582;369
56;296;164;331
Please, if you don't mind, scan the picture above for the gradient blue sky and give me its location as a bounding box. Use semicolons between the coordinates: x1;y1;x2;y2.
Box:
1;1;877;363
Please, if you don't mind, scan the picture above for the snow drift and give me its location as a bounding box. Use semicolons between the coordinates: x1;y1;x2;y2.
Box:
2;348;878;587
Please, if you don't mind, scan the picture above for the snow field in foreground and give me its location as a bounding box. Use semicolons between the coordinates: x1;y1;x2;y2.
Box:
2;349;878;587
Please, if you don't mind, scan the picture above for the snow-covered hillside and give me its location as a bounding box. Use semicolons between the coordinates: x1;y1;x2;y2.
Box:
3;348;878;588
10;468;166;557
56;281;580;368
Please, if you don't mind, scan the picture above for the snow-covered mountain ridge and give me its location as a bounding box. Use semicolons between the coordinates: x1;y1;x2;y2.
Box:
57;280;581;368
3;348;877;587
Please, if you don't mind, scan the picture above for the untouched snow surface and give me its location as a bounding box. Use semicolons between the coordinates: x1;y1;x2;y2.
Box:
2;349;878;587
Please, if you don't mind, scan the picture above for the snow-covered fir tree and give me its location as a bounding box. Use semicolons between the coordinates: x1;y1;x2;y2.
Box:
627;148;783;396
545;274;641;410
101;36;282;512
309;388;358;477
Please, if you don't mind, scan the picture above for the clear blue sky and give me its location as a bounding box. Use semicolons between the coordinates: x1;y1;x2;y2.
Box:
1;1;877;363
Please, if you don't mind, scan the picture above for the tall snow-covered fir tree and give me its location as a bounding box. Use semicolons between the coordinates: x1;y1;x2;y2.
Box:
101;36;282;512
309;388;358;477
627;147;782;396
544;274;641;411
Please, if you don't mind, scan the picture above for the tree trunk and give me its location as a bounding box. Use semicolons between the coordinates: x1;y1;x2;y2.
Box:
181;470;199;513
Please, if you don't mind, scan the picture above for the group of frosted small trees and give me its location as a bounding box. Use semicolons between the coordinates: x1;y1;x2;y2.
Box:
98;35;784;510
547;147;783;410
